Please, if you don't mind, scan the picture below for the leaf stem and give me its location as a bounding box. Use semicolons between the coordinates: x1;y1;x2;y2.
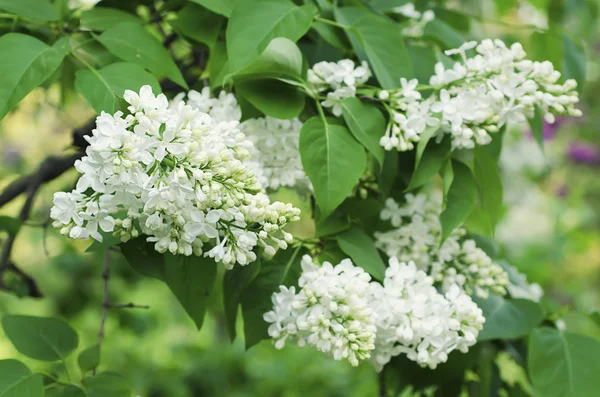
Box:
314;16;351;30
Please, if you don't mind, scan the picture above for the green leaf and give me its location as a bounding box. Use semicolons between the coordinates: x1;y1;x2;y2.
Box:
242;247;306;348
169;4;225;48
474;295;544;340
407;131;449;191
191;0;235;17
231;37;304;83
96;22;188;89
78;344;100;374
336;227;386;280
333;7;368;61
312;20;349;50
439;160;477;243
377;150;399;199
163;255;217;330
75;62;161;114
208;41;229;89
226;0;315;72
315;214;350;238
223;262;260;341
528;105;545;152
300;116;367;218
0;34;68;120
529;327;600;397
0;360;44;397
562;33;586;92
46;384;86;397
590;310;600;328
1;316;79;362
0;216;21;235
407;44;437;84
438;162;452;203
120;238;165;280
236;79;305;119
80;8;142;30
467;147;503;236
370;0;411;11
423;19;465;49
351;12;414;88
84;372;131;397
529;27;563;73
0;0;58;21
340;97;386;166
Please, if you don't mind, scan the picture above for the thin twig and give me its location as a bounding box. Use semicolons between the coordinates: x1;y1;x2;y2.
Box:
97;250;111;344
107;302;150;309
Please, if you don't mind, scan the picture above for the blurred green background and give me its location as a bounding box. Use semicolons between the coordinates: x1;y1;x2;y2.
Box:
1;1;599;396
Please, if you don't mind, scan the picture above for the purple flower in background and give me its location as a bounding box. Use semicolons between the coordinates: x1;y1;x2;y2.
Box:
526;117;567;141
567;141;599;164
555;184;569;197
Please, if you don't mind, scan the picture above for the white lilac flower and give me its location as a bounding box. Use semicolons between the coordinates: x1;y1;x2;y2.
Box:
264;255;377;366
239;117;311;191
503;264;544;302
368;259;485;371
308;59;371;114
69;0;100;10
265;255;484;371
379;39;581;151
174;89;309;191
393;3;435;37
50;85;300;269
374;193;509;297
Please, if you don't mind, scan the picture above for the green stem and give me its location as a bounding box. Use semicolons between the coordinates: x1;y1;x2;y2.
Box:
314;16;351;30
61;359;72;383
315;98;327;124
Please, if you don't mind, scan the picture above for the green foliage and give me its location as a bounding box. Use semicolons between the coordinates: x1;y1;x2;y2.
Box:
0;216;21;235
45;385;86;397
122;239;217;329
336;227;386;280
80;8;142;31
341;97;386;166
467;147;504;236
223;262;260;341
528;105;545;152
475;295;544;340
0;34;68;120
300;117;367;218
338;9;414;88
241;248;306;348
440;160;477;243
226;0;315;73
0;0;58;22
191;0;235;17
163;254;217;330
75;62;160;113
78;344;101;374
529;327;600;397
83;372;131;397
168;4;224;48
96;22;188;88
407;129;449;191
0;360;44;397
1;316;79;362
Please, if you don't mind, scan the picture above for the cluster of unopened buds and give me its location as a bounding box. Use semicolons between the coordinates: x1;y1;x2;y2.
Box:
264;255;485;370
308;39;580;152
51;85;300;269
374;193;509;298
